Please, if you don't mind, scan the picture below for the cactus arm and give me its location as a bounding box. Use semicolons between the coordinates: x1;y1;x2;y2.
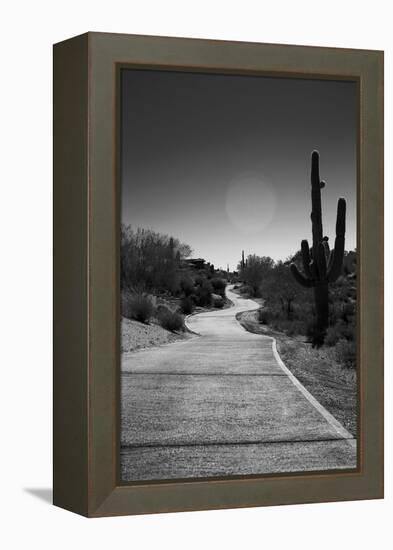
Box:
327;249;335;272
328;198;346;283
311;151;324;245
309;259;317;279
328;245;344;282
290;263;314;288
322;237;330;259
301;240;313;279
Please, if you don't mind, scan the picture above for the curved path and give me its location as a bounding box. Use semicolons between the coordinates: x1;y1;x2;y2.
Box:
121;286;356;481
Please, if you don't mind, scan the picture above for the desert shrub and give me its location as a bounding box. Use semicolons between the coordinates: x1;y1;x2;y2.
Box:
167;274;181;296
120;225;192;295
240;284;254;297
180;277;195;297
325;321;355;346
195;280;213;307
155;304;168;315
188;293;198;305
194;275;204;287
212;293;224;308
180;296;194;314
340;301;356;322
211;278;227;297
258;308;272;324
267;317;306;336
325;325;341;346
330;300;355;325
122;292;154;323
335;339;356;369
157;307;184;332
285;319;307;336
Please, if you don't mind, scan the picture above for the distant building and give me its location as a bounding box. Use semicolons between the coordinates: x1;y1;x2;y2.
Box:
184;258;206;270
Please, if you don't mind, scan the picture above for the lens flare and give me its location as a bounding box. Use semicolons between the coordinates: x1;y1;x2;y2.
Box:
225;174;277;234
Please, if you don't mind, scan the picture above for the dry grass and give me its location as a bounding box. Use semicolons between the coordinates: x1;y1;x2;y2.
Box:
277;340;357;436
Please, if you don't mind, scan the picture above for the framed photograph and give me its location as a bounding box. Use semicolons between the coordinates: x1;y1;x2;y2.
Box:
53;32;383;517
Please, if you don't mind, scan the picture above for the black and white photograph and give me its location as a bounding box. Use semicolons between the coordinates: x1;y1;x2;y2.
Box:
2;0;389;536
119;68;358;482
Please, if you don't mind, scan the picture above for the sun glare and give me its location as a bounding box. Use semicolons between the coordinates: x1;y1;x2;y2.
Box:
225;175;277;234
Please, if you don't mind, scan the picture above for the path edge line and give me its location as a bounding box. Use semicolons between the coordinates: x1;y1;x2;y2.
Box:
270;338;356;448
184;313;201;336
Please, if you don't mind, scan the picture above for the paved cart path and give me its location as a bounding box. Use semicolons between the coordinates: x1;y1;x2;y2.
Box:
121;286;356;480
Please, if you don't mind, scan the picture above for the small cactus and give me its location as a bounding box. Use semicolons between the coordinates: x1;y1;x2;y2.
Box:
290;151;346;346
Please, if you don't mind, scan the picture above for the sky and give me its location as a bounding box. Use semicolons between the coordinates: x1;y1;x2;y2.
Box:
121;69;357;271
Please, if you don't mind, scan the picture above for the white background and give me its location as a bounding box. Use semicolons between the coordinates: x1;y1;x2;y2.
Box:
1;1;391;548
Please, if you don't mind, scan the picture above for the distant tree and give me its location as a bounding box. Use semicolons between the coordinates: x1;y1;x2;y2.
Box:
241;255;274;295
211;277;227;298
177;242;193;259
120;225;193;294
260;261;303;319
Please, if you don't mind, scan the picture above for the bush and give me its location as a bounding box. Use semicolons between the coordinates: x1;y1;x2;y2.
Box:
157;307;184;332
211;278;227;297
180;296;194;314
325;325;341;346
155;303;169;315
120;225;192;295
283;319;307;336
258;308;272;324
194;275;204;287
325;321;355;346
195;280;212;307
122;292;154;323
240;284;254;297
180;277;195;297
341;301;356;322
335;338;356;369
189;293;198;305
212;293;224;308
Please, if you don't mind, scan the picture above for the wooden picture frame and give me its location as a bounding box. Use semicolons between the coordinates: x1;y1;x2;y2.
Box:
53;32;383;517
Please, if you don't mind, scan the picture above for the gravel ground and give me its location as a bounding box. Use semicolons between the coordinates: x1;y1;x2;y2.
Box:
121;317;188;352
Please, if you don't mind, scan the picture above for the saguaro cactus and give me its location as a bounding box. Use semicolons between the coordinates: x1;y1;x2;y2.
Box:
241;250;245;269
290;151;346;346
